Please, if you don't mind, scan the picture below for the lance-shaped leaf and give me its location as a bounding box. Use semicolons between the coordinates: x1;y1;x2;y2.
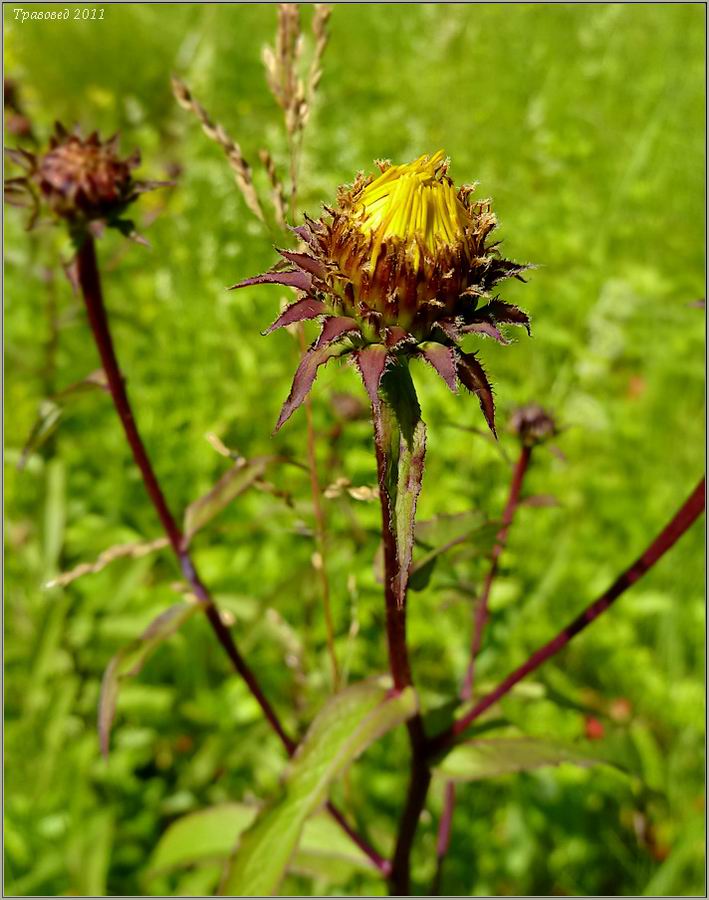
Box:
483;299;531;335
419;342;458;391
98;602;199;757
353;344;391;412
277;248;327;278
148;804;376;882
275;342;347;432
314;315;360;349
221;678;417;896
435;737;618;782
456;350;496;437
228;269;313;293
460;320;509;344
184;456;271;542
379;365;428;608
262;296;326;335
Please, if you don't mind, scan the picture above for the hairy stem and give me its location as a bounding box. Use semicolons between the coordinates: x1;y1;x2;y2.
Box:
370;397;430;894
75;234;384;872
428;478;705;758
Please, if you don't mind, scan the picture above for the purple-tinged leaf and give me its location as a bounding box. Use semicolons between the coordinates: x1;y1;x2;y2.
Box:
461;321;509;344
262;296;326;334
420;343;458;392
4;146;35;170
354;345;391;411
275;343;346;432
456;351;496;437
482;300;531;335
277;249;327;278
314;316;360;349
385;326;415;349
436;319;460;342
228;269;313;293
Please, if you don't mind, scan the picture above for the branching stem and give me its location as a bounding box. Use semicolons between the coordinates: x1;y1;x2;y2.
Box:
428;477;705;758
436;443;532;890
462;444;532;701
74;233;384;874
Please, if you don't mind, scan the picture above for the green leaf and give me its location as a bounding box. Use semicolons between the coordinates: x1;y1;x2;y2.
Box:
380;364;427;606
148;805;376;886
295;812;379;878
149;804;257;874
183;456;271;541
221;677;417;896
436;737;612;782
98;602;199;757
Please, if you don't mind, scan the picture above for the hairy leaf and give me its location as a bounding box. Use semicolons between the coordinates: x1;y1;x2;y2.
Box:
262;296;326;334
419;342;458;391
228;269;312;293
380;365;427;607
277;249;327;278
456;351;496;436
221;678;417;896
353;344;390;411
483;299;531;335
275;343;346;431
314;315;360;349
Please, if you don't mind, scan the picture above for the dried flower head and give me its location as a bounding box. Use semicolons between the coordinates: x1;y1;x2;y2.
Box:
5;123;168;238
230;152;531;433
509;404;557;447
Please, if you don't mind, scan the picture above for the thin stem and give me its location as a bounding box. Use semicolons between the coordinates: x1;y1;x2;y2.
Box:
431;782;456;895
462;444;532;700
299;327;340;690
436;445;531;888
428;478;705;758
75;234;384;872
326;801;392;876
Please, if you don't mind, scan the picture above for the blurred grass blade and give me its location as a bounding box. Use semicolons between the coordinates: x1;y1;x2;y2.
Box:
19;369;108;470
98;602;199;757
221;678;417;896
183;456;271;541
435;737;618;782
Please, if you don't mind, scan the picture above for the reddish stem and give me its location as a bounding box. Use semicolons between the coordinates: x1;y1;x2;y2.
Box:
436;445;532;889
75;234;385;873
428;478;705;758
462;444;532;702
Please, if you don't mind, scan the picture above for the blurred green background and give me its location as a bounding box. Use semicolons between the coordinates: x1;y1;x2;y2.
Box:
5;3;705;896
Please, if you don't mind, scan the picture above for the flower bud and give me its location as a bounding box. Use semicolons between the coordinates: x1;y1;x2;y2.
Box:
229;152;533;435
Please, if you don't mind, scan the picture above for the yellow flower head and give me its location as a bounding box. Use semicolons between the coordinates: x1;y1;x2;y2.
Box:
353;150;466;271
229;153;531;434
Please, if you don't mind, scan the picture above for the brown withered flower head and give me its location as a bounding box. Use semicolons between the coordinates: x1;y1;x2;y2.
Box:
5;123;167;239
230;151;531;433
509;404;557;447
